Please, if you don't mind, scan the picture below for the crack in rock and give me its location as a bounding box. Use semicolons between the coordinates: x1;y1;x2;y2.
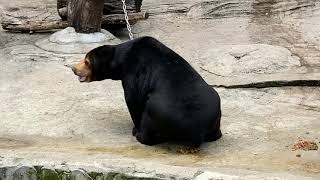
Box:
4;44;67;62
187;0;317;19
145;2;189;15
230;49;259;60
200;44;302;77
212;80;320;89
199;66;225;77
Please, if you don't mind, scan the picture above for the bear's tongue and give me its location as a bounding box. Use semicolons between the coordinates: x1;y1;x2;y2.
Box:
78;76;86;82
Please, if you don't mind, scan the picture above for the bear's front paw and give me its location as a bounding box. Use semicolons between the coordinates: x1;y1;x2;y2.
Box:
135;132;154;146
132;127;139;136
135;132;145;144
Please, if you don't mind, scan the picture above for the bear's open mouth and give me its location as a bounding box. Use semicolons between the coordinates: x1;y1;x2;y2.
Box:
78;76;87;82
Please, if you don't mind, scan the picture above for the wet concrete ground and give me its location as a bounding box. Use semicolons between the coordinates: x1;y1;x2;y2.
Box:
0;0;319;179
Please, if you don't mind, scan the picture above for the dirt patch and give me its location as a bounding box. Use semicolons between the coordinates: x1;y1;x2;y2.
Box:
86;144;202;157
291;140;318;151
176;147;200;154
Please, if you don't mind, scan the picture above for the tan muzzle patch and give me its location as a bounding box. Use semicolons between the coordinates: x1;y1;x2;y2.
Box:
65;58;92;82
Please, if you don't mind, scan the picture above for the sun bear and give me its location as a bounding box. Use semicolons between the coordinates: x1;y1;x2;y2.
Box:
68;36;221;147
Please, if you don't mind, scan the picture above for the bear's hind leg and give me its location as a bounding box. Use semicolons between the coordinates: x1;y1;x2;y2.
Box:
205;110;222;142
136;131;158;146
189;135;204;148
135;111;167;146
135;128;167;146
204;129;222;142
132;126;139;136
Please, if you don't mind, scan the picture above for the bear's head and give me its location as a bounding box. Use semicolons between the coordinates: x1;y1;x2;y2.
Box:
66;45;119;82
66;58;92;82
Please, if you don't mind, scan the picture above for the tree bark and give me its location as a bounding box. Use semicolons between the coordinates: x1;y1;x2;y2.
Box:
57;0;143;20
1;20;68;33
67;0;104;33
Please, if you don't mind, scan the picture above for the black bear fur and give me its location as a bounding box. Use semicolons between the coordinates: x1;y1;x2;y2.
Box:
86;36;222;147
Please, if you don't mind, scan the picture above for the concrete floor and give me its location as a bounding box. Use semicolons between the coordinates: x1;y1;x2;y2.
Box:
0;0;319;179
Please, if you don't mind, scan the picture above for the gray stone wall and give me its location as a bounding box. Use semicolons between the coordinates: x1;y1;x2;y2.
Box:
0;166;159;180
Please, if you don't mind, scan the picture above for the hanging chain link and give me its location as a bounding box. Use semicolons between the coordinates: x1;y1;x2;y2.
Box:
121;0;134;40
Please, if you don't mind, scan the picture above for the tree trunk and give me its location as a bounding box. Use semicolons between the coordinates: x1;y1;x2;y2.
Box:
67;0;104;33
57;0;67;20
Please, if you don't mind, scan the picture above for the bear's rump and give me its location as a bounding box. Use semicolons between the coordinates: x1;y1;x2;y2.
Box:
145;97;217;138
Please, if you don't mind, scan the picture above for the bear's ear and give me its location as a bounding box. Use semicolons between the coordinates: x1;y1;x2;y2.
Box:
88;45;115;67
102;46;117;70
102;45;115;61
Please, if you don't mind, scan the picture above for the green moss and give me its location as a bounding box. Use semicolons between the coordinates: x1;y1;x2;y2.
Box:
34;166;43;173
0;167;7;180
24;167;37;180
55;169;71;180
58;171;71;180
98;172;116;180
0;166;162;180
88;172;103;179
37;168;59;180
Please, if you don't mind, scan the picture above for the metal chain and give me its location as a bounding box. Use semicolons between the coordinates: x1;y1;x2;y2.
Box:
122;0;134;40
